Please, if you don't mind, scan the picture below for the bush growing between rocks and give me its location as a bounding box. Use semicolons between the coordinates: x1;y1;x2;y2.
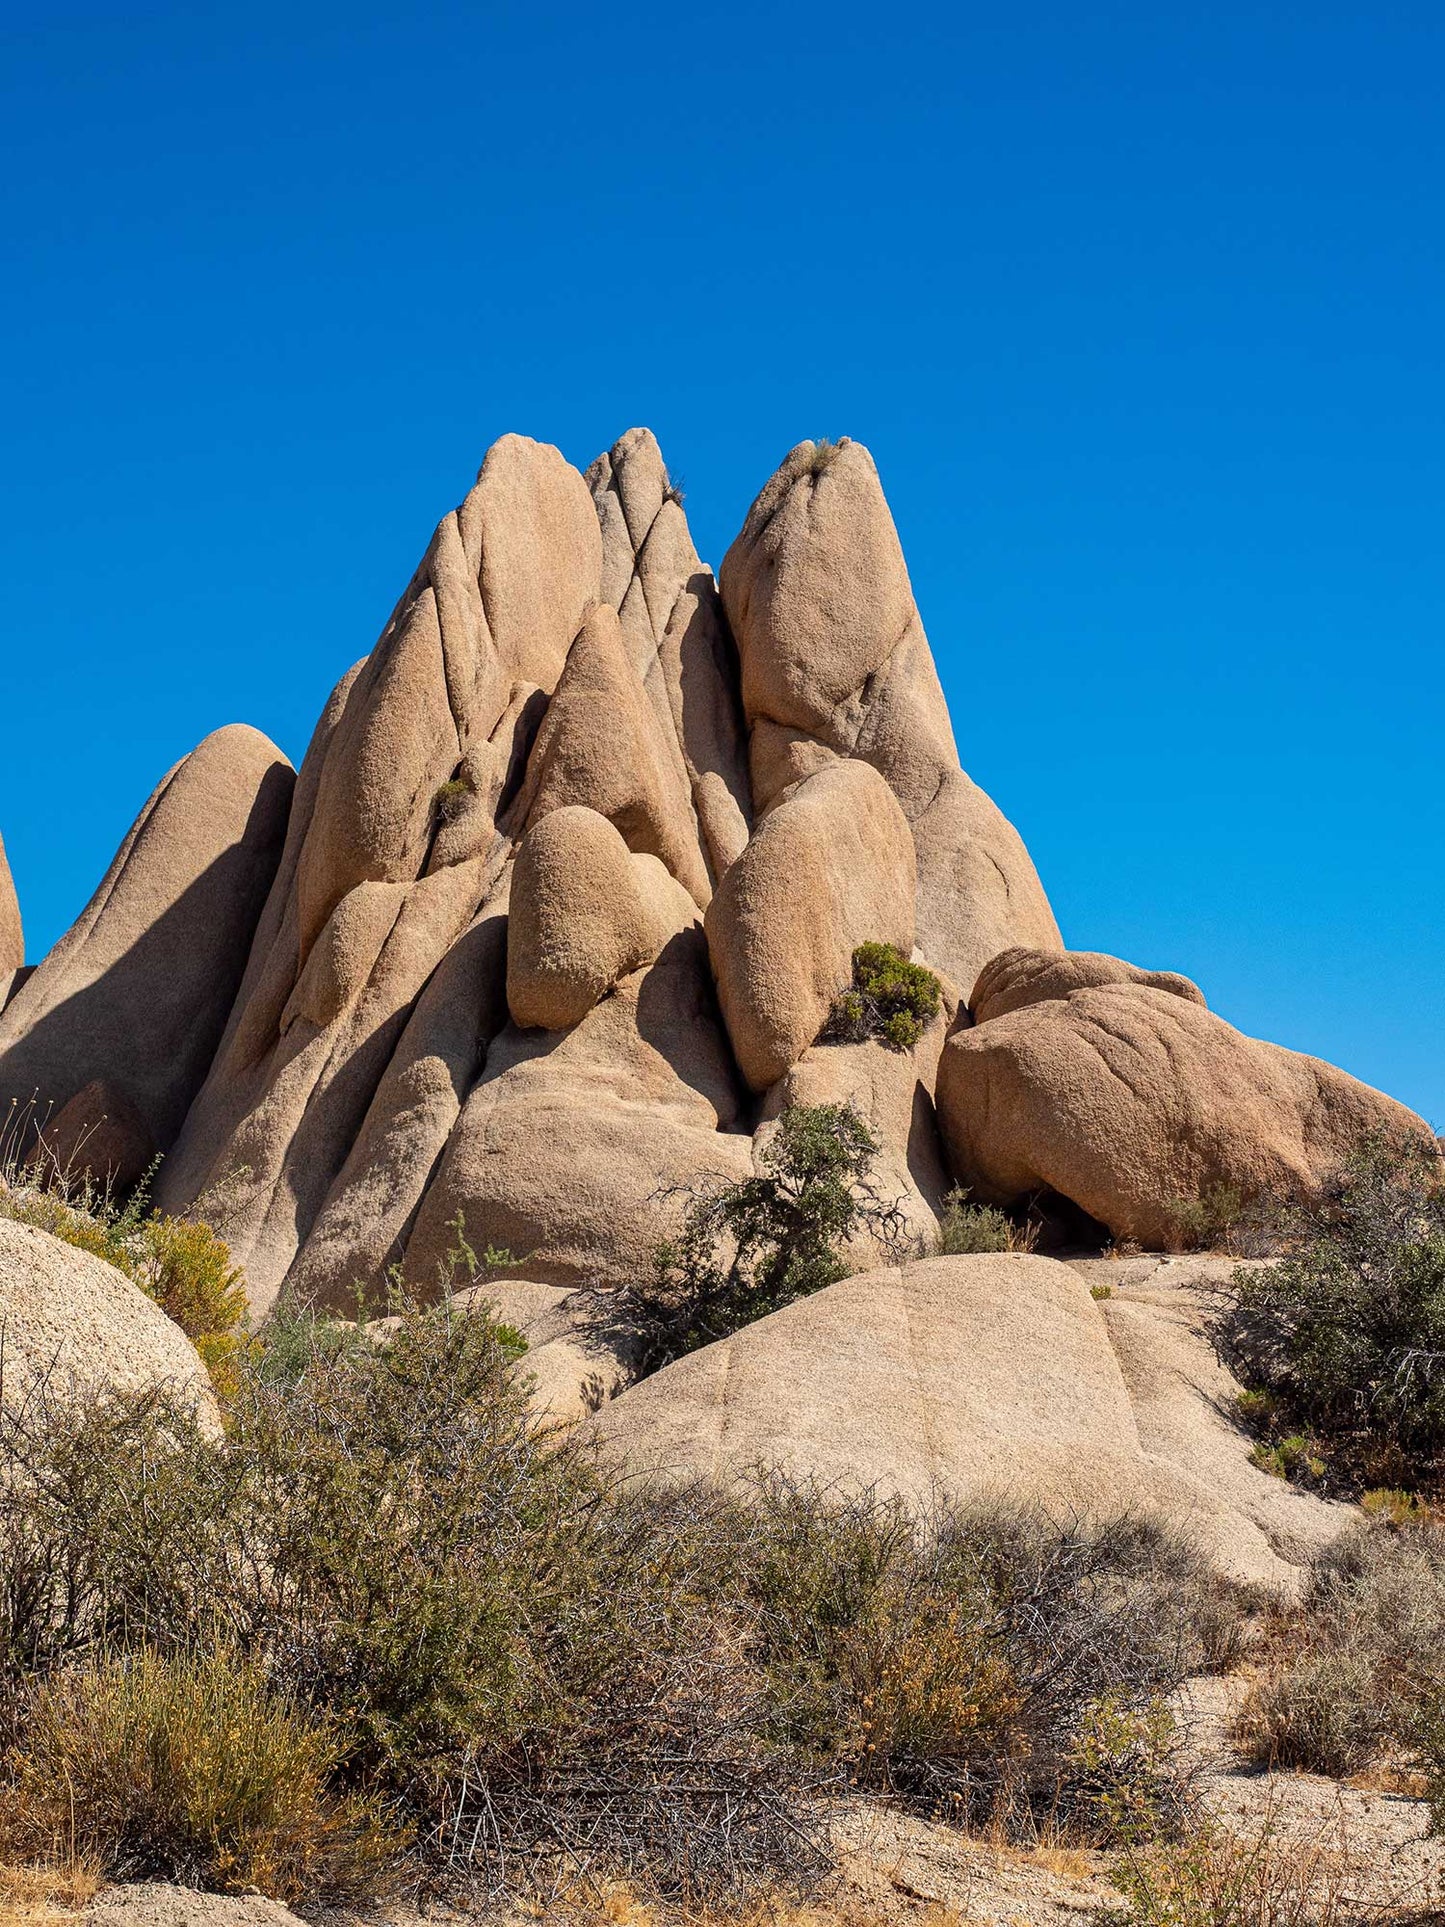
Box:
632;1103;908;1366
1227;1135;1445;1488
825;943;941;1054
431;775;472;825
932;1187;1038;1257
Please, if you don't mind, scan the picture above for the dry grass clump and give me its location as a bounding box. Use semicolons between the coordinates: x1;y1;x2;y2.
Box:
1232;1519;1445;1791
1113;1799;1368;1927
0;1648;396;1907
0;1861;98;1927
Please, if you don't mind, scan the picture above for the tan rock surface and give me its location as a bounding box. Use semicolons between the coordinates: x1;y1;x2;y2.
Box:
156;438;601;1312
588;1253;1346;1590
507;806;700;1032
406;923;752;1295
936;981;1435;1247
971;944;1206;1023
0;1218;215;1418
1068;1254;1350;1568
705;759;916;1091
719;438;1061;991
0;828;21;989
515;602;711;903
0;726;294;1162
588;428;752;884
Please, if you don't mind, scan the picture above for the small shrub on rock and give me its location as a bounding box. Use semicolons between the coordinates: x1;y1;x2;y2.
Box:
431;775;472;826
933;1187;1038;1256
825;943;942;1054
633;1102;908;1365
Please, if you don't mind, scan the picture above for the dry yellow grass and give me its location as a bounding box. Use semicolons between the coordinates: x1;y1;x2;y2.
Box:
0;1862;100;1927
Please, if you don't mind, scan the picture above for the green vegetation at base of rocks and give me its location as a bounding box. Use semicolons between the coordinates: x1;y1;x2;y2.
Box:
1226;1134;1445;1494
0;1291;1242;1911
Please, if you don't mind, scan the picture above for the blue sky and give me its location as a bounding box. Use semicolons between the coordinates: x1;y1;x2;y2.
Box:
3;3;1441;1123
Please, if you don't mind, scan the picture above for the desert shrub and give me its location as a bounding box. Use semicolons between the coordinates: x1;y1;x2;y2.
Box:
730;1478;1231;1839
431;775;472;825
1233;1650;1384;1779
1171;1179;1287;1256
127;1215;249;1400
0;1646;398;1906
631;1103;908;1366
1228;1135;1445;1484
1232;1519;1445;1782
824;942;942;1054
932;1187;1038;1257
0;1303;827;1904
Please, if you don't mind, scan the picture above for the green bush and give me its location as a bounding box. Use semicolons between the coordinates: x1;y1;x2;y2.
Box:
1229;1135;1445;1484
825;942;942;1054
0;1647;398;1905
431;775;472;825
933;1186;1036;1256
631;1102;907;1365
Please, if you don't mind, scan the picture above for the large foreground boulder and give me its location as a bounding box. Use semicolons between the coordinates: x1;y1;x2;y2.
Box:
0;1217;215;1418
937;973;1434;1247
587;1254;1347;1590
0;726;294;1173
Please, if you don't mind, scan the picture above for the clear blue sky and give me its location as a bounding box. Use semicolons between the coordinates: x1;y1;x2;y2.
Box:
4;3;1441;1124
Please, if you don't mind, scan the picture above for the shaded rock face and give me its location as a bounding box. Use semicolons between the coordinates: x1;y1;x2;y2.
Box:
0;727;294;1166
0;428;1429;1362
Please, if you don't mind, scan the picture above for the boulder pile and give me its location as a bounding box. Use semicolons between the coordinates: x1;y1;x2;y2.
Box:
0;428;1432;1575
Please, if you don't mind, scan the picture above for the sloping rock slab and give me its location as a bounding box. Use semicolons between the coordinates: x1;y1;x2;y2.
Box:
587;1253;1348;1591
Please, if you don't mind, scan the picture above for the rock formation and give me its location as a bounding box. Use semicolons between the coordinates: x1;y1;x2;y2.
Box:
936;952;1432;1248
0;727;294;1184
0;426;1431;1463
